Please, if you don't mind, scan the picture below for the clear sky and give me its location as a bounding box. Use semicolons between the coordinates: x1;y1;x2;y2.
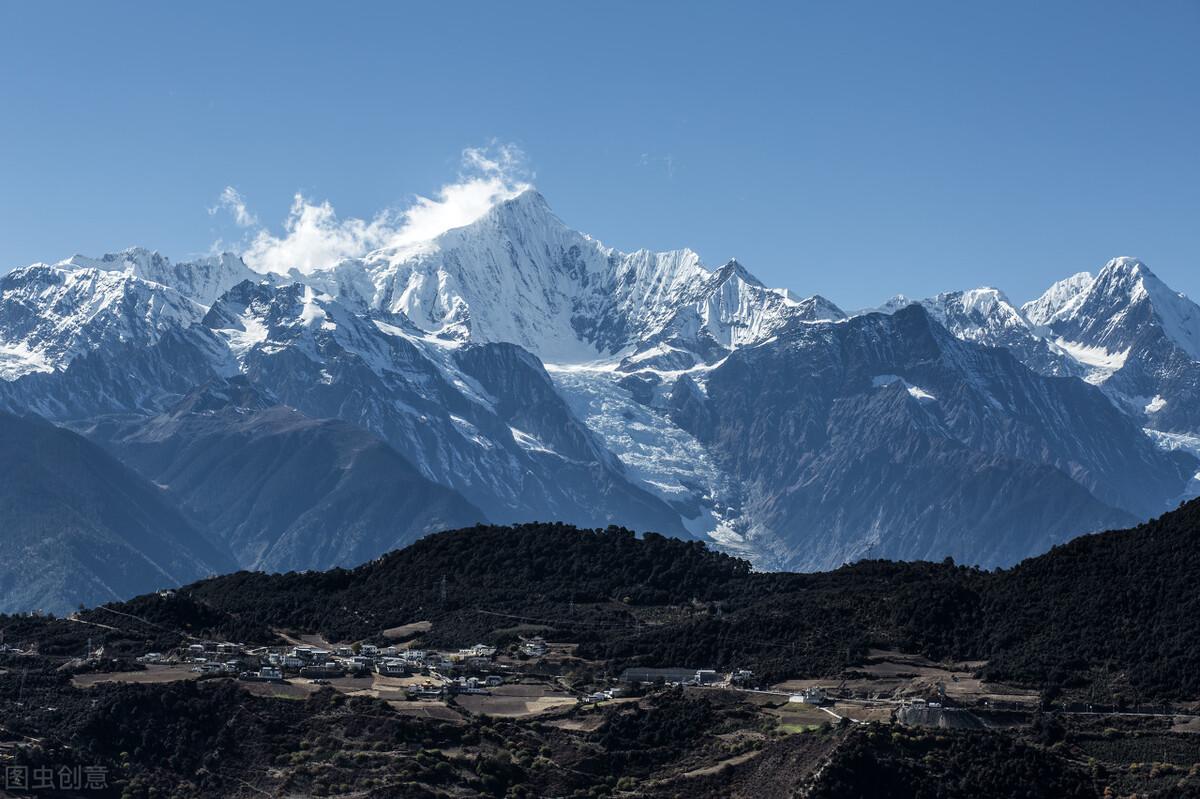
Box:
1;1;1197;309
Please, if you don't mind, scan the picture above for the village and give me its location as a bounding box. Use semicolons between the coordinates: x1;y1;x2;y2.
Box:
31;613;1064;731
114;634;766;712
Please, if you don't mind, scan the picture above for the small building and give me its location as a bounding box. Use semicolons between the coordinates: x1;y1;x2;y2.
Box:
792;687;829;706
407;683;444;699
459;644;497;659
377;659;408;677
694;669;722;685
485;675;504;687
520;637;548;657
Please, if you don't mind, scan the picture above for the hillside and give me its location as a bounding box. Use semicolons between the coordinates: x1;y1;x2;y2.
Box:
8;497;1198;701
79;381;486;572
0;412;234;614
4;503;1200;797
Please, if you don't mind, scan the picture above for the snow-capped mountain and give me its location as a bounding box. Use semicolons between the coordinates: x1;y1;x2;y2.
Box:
873;260;1200;447
1021;271;1095;328
61;247;259;307
201;279;689;535
1;193;1198;603
665;304;1190;569
0;262;208;380
305;190;837;367
1024;257;1200;435
1031;257;1200;361
877;288;1082;378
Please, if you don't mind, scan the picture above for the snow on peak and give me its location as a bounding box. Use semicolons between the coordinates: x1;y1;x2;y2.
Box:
873;287;1030;342
1021;271;1094;327
712;258;765;289
0;262;205;378
57;247;258;307
1040;256;1200;363
298;191;823;365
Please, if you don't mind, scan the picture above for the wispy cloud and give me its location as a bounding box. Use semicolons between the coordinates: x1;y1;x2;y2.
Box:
211;142;532;274
209;186;258;228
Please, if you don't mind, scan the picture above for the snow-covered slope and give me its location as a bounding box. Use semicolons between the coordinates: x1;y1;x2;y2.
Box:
0;263;207;380
1021;271;1095;327
1024;258;1200;433
61;247;259;307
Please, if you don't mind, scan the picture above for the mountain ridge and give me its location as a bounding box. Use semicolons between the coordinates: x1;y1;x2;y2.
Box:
1;192;1198;606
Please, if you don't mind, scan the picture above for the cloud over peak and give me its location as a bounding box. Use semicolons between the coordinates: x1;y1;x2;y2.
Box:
214;142;531;275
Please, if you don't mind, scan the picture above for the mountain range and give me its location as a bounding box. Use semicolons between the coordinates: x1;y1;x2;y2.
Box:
1;188;1198;612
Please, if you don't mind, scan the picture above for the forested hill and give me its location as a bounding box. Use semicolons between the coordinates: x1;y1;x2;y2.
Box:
8;499;1200;701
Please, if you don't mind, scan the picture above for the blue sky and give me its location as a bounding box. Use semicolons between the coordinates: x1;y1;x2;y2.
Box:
1;1;1197;308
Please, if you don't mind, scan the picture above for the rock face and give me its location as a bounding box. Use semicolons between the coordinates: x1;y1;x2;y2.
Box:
665;306;1176;569
0;412;235;615
0;193;1198;603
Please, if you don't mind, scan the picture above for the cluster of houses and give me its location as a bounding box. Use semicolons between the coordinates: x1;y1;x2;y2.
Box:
145;639;508;692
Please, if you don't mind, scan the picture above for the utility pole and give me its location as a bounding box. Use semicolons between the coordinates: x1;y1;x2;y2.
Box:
440;575;447;603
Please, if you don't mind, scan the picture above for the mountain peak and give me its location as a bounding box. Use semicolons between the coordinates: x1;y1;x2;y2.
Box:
1098;255;1150;278
56;248;259;307
1022;272;1094;327
471;187;559;231
713;258;765;288
1032;257;1200;365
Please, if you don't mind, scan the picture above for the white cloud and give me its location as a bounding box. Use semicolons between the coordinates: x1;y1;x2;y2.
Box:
210;186;258;228
213;143;532;275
